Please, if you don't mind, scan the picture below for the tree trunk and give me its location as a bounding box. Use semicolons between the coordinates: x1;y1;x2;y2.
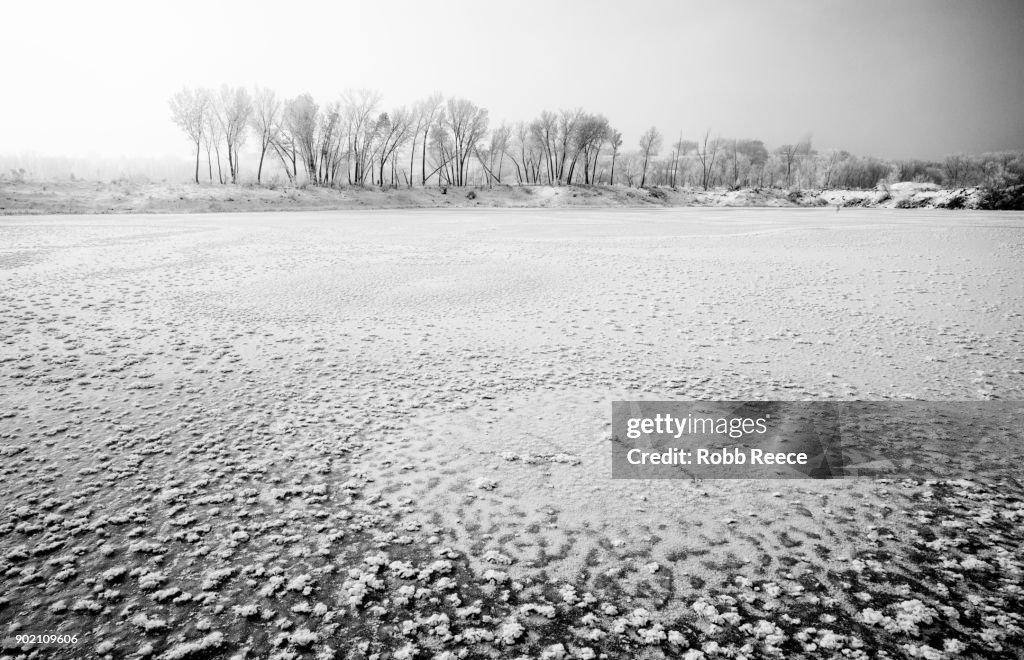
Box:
194;141;200;184
421;127;430;185
408;136;417;188
214;145;224;184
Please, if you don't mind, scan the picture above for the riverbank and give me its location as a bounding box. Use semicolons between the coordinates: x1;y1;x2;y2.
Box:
0;180;992;215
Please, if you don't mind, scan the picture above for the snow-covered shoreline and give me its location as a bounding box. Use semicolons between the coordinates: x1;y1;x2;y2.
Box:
0;180;1007;216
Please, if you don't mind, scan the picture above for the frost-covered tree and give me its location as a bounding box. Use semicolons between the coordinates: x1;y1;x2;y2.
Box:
638;127;662;188
169;87;207;184
283;94;320;184
695;130;721;191
213;86;253;184
438;98;489;186
608;130;623;185
250;87;281;184
410;93;443;186
374;107;413;187
343;89;382;185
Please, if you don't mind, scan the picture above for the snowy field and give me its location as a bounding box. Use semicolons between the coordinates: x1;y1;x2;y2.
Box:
1;208;1023;659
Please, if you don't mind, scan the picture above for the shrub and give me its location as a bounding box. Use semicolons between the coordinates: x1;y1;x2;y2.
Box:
977;184;1024;210
941;194;965;209
466;190;477;200
896;198;926;209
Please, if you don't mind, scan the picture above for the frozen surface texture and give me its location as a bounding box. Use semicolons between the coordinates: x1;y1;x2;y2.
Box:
1;208;1023;658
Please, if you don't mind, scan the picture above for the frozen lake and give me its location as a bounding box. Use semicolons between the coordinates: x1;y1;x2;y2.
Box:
2;208;1023;657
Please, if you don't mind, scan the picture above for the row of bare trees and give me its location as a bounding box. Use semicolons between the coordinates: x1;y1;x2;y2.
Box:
172;86;486;187
169;86;253;185
650;140;1022;191
172;86;1023;191
171;87;628;188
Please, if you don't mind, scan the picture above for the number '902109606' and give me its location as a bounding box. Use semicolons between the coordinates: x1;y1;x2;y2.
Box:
5;634;80;647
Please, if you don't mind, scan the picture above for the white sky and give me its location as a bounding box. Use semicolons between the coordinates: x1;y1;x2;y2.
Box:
3;0;1023;160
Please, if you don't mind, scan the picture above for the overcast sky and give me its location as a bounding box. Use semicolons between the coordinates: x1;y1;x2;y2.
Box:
3;0;1022;161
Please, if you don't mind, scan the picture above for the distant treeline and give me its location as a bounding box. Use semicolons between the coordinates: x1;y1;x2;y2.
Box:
0;155;189;184
167;85;1024;197
14;84;1024;203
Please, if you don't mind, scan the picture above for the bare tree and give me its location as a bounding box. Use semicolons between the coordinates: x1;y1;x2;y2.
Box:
250;87;281;184
421;122;459;187
668;135;697;187
775;137;812;188
317;102;344;186
407;93;443;187
668;134;683;187
280;97;344;187
477;123;511;186
638;126;662;188
508;121;542;184
557;108;584;184
573;115;609;185
169;87;207;184
429;117;454;186
269;124;297;184
776;144;797;188
527;109;585;184
530;111;559;185
406;104;423;188
735;139;769;187
695;130;721;191
729;139;739;188
283;94;320;184
821;150;842;189
608;130;623;185
622;151;640;187
374;107;413;187
507;122;527;184
943;154;968;187
212;85;252;184
440;98;489;186
200;121;215;183
342;89;382;185
202;95;226;184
